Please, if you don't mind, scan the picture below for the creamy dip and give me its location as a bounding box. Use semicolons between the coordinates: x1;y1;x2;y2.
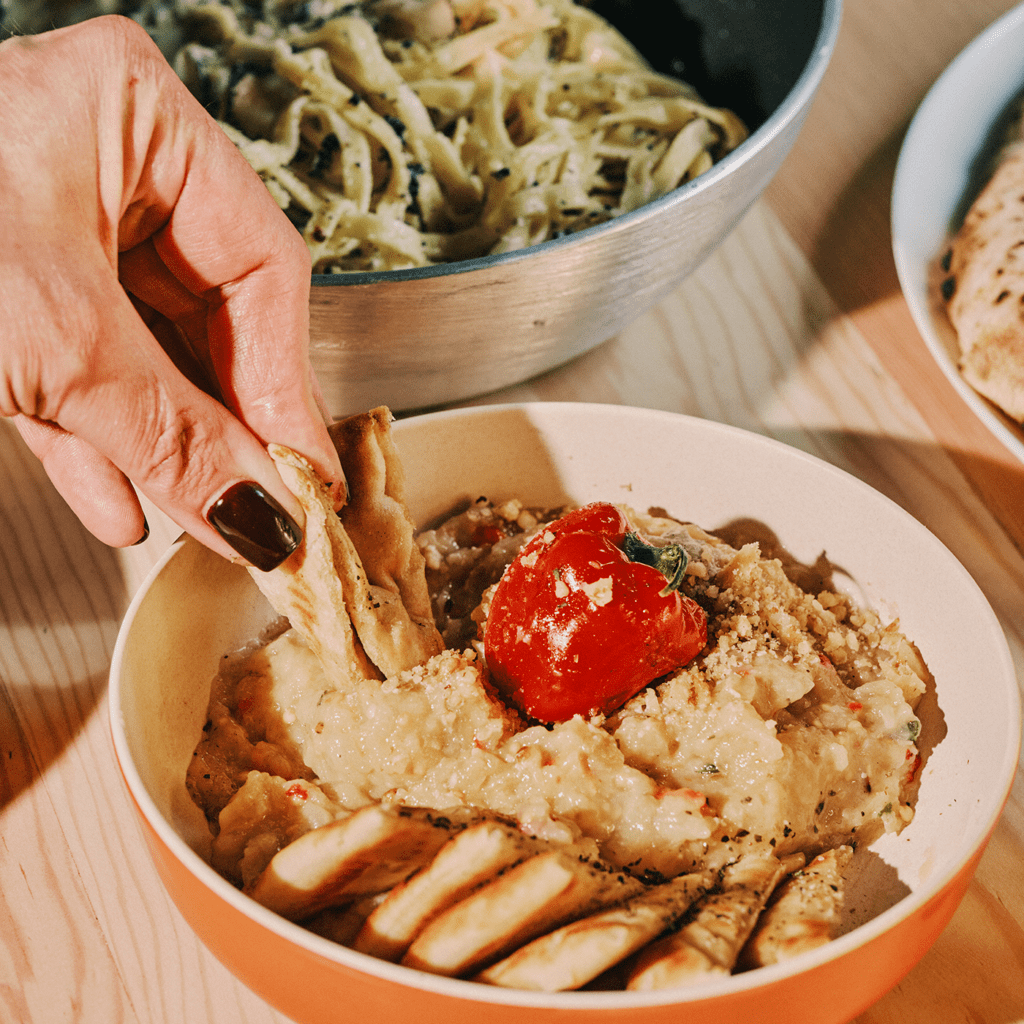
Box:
188;500;927;891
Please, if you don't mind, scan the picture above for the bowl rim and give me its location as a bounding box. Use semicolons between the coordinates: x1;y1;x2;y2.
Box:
308;0;844;288
108;401;1020;1010
891;1;1024;465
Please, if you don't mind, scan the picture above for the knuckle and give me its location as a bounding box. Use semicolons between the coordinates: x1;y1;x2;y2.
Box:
132;392;224;505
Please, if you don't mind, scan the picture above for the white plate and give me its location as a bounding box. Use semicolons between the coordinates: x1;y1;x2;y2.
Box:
892;2;1024;464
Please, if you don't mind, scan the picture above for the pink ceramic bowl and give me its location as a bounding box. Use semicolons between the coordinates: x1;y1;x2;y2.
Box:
109;403;1021;1024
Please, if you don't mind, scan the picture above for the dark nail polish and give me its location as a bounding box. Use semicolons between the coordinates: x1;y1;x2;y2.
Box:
206;481;302;572
131;517;150;546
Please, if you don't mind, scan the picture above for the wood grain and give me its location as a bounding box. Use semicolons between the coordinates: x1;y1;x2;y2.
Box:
1;0;1023;1021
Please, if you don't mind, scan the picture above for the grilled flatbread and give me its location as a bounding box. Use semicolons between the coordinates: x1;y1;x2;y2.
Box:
738;845;853;968
942;142;1024;423
354;818;549;962
246;804;458;921
401;849;645;978
249;409;444;683
250;443;378;684
475;870;711;991
625;853;790;990
329;407;436;629
305;893;390;946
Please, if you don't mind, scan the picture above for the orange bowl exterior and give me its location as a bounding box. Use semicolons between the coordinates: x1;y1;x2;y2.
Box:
110;404;1021;1024
132;782;987;1024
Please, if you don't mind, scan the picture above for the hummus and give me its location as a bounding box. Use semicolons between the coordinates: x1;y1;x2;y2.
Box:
188;498;927;893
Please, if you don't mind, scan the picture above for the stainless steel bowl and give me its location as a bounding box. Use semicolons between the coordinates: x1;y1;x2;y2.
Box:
309;0;843;415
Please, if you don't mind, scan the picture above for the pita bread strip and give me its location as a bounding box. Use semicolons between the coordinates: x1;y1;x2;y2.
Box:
330;407;438;627
304;892;390;946
401;850;645;978
299;410;441;677
264;436;440;680
739;846;853;968
475;870;711;992
625;853;788;990
354;819;548;961
246;805;455;921
249;445;377;684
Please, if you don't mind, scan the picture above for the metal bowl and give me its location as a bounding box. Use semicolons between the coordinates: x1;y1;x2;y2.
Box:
309;0;843;415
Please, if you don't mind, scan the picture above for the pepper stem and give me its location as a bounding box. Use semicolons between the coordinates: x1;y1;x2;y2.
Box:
622;532;688;594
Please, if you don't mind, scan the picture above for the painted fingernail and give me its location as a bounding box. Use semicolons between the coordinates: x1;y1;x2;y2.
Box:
206;481;302;572
131;517;150;546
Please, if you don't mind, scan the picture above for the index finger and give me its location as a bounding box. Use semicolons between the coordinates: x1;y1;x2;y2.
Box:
116;27;344;490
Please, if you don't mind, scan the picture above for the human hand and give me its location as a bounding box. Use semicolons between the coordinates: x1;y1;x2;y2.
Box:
0;15;344;570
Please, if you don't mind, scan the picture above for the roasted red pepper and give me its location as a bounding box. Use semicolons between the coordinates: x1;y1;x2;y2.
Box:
484;502;707;722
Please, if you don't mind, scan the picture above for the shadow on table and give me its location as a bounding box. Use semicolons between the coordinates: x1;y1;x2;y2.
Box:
803;123;1024;553
0;421;130;810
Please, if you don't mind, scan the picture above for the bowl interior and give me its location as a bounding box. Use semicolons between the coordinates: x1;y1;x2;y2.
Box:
892;2;1024;463
111;403;1020;1013
591;0;824;133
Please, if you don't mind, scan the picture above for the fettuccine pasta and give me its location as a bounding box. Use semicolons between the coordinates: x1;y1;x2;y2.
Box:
160;0;747;271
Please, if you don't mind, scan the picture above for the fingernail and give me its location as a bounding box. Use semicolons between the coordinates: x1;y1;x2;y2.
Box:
206;481;302;572
131;517;150;546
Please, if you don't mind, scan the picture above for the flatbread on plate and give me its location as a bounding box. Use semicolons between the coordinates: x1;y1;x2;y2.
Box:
738;845;852;968
942;142;1024;423
354;818;549;962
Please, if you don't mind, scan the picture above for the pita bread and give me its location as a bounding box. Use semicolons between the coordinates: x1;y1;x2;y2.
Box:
246;804;457;921
625;853;789;990
249;444;378;684
942;142;1024;422
738;845;852;968
249;413;443;683
401;849;645;978
353;818;548;962
304;892;390;946
475;870;711;991
329;408;436;627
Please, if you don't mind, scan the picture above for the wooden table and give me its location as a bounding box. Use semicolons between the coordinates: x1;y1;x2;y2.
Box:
1;0;1022;1020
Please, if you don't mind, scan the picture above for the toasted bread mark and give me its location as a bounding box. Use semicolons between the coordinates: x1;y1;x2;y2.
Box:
401;849;645;978
250;444;378;684
250;411;444;684
738;845;853;968
354;819;548;962
246;805;457;921
475;870;711;991
625;853;789;990
330;407;436;628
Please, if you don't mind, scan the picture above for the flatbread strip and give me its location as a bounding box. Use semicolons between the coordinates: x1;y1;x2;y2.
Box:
249;443;377;683
329;407;436;628
353;818;550;962
942;142;1024;422
246;804;459;921
401;849;646;978
738;845;853;968
475;870;712;992
250;410;443;682
625;853;793;990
